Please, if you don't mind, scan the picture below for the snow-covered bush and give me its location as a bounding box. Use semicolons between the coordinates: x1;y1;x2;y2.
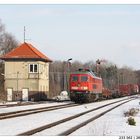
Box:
52;91;70;101
127;117;136;126
124;108;139;117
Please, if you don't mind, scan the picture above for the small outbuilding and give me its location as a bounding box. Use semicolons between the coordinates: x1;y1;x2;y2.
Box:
0;42;52;101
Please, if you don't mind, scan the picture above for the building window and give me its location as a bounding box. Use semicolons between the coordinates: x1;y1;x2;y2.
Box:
29;64;38;73
34;64;38;73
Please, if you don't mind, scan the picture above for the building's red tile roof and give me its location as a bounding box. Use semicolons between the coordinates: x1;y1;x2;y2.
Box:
0;42;52;62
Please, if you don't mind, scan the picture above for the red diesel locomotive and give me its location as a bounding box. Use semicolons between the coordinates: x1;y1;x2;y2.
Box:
69;69;103;102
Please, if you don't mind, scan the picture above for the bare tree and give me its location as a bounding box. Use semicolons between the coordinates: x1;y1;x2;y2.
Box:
135;70;140;84
118;67;138;84
0;20;18;55
1;33;18;54
0;20;5;53
0;19;18;101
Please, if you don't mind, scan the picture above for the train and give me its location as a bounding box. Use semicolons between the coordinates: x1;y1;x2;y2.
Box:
119;84;139;96
69;69;103;103
69;69;139;103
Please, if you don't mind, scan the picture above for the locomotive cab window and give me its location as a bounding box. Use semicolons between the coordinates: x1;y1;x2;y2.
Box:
71;76;78;81
81;76;88;82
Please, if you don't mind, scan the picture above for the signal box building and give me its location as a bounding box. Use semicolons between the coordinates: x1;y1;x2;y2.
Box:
0;42;52;101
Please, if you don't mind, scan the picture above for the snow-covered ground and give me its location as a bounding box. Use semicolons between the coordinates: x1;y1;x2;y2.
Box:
0;101;18;105
71;96;140;136
34;98;132;136
0;96;138;136
0;101;72;113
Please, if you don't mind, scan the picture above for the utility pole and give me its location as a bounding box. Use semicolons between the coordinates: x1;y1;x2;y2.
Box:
63;58;72;91
16;71;19;101
96;59;106;77
24;26;26;43
23;26;31;42
67;58;72;93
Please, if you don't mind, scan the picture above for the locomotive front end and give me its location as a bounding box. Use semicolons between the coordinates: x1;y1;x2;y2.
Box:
69;69;103;103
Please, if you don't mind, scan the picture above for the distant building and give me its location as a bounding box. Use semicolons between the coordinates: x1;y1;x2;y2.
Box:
0;42;52;101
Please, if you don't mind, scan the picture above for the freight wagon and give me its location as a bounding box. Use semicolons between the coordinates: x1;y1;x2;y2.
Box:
119;84;139;96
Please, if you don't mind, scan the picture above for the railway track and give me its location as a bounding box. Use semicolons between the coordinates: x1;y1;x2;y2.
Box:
0;100;60;108
59;99;132;136
0;102;42;108
17;97;135;136
0;103;78;120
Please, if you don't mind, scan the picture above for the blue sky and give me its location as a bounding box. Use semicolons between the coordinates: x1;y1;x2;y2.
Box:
0;5;140;69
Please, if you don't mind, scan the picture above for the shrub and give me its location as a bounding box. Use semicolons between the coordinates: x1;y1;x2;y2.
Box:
127;117;136;126
124;108;139;117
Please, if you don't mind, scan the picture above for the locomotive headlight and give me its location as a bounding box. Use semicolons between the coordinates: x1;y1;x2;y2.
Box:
71;86;78;90
83;86;88;90
81;86;88;90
